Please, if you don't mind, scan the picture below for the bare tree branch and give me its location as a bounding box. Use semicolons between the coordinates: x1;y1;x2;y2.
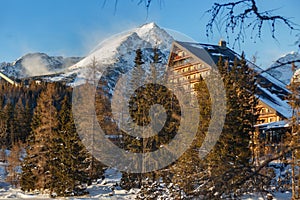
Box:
231;144;300;190
206;0;299;48
104;0;299;49
275;60;300;67
137;0;152;9
258;60;300;74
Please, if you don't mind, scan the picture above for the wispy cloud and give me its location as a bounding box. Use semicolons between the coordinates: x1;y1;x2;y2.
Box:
79;20;139;55
21;54;50;76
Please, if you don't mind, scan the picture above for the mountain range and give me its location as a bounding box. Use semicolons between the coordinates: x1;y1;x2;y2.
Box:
0;22;299;87
264;51;300;85
0;53;82;78
1;23;173;87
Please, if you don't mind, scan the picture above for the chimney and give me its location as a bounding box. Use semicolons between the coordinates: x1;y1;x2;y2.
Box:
218;39;226;49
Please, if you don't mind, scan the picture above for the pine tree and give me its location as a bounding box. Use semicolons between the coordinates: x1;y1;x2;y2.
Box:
121;48;146;189
3;101;14;147
124;49;145;152
13;98;30;144
0;102;8;148
124;47;181;192
21;83;96;196
6;141;23;188
203;55;258;198
23;100;33;143
287;62;300;199
167;55;259;198
148;47;162;84
48;94;90;196
166;72;215;197
21;83;60;192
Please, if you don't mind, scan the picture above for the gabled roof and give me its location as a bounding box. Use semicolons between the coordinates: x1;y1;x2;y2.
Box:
170;41;216;68
175;41;240;65
171;41;292;119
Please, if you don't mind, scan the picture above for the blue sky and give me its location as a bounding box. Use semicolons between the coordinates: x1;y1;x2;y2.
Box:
1;0;299;68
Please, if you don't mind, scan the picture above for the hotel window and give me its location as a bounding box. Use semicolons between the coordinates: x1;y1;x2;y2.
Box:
261;108;269;114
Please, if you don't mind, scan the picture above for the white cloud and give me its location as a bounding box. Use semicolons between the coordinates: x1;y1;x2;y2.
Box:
21;54;50;76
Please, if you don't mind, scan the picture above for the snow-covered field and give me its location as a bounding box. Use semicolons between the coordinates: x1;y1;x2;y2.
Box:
0;163;293;199
242;192;291;200
0;166;138;199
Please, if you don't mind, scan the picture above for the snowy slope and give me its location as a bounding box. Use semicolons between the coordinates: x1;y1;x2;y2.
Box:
0;163;292;199
50;22;174;86
0;166;138;199
0;53;82;79
264;52;300;85
74;22;173;68
0;22;172;84
71;22;173;69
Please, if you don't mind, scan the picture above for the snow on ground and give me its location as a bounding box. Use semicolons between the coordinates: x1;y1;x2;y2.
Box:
0;167;138;199
242;191;291;200
0;164;293;199
0;186;137;199
241;161;293;199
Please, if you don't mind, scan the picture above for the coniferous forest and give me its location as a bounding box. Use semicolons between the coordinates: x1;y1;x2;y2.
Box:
1;48;294;199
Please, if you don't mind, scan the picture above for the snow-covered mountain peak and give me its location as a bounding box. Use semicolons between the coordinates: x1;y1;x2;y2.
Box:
135;22;174;51
135;22;161;38
276;52;299;63
138;22;157;30
0;53;82;79
11;52;48;66
55;22;174;86
70;22;174;69
0;23;174;85
70;32;150;69
264;51;300;85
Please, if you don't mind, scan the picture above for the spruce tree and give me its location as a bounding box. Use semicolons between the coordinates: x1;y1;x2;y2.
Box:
148;47;162;84
84;57;107;184
23;100;33;143
3;101;14;147
0;103;8;148
48;94;90;196
124;49;145;152
121;48;146;189
21;83;60;193
203;55;258;198
167;55;259;198
169;75;211;197
13;98;28;144
123;47;181;192
287;62;300;199
6;141;23;188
